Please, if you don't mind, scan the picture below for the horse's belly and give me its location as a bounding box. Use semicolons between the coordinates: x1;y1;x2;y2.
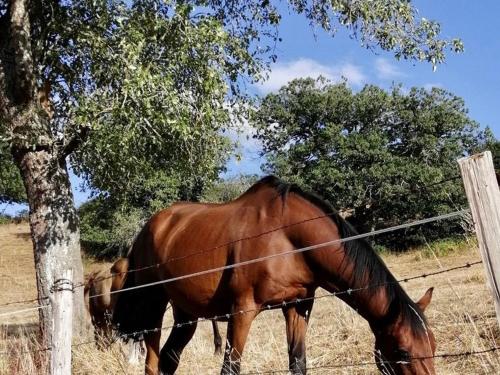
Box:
164;274;232;318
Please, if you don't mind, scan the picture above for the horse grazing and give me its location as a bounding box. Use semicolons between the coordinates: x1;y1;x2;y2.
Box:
85;262;223;357
84;261;144;363
112;176;436;375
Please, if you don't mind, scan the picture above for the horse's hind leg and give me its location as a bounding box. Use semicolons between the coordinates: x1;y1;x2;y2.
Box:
159;307;198;374
212;320;223;355
282;299;314;375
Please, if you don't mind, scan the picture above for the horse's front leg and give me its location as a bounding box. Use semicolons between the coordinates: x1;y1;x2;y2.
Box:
221;305;257;375
212;320;223;355
144;325;162;375
282;299;314;375
143;300;168;375
159;307;198;374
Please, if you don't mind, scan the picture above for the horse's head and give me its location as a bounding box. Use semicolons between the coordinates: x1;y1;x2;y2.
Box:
373;288;436;375
109;257;129;308
84;260;129;347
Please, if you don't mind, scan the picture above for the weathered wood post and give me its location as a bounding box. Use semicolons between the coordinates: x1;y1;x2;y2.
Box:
50;269;74;375
458;151;500;329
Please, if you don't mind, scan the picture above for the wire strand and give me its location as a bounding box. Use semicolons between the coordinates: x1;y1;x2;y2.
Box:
0;260;484;357
240;346;500;374
89;209;468;300
78;206;469;290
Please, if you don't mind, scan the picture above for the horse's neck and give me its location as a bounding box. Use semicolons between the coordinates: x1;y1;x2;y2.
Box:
292;211;395;326
318;257;393;325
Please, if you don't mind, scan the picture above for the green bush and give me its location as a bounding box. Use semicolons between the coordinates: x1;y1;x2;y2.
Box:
202;175;259;203
253;79;496;249
78;198;146;259
0;214;12;225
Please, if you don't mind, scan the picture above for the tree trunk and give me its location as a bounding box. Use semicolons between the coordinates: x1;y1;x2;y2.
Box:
1;4;89;368
13;141;87;344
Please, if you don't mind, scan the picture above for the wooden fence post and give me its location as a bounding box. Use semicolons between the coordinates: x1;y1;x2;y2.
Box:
50;269;74;375
458;151;500;329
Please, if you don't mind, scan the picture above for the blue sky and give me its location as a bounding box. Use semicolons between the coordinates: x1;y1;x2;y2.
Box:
226;0;500;176
2;1;498;215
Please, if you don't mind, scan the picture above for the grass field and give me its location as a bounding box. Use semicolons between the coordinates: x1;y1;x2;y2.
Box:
1;222;499;374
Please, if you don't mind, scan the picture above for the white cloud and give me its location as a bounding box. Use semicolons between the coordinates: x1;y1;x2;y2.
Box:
258;58;366;93
375;58;405;80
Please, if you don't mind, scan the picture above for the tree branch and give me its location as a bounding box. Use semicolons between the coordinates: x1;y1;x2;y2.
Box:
0;6;10;119
60;125;90;158
9;0;36;105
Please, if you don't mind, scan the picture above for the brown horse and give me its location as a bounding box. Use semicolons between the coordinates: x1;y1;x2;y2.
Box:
85;263;223;356
84;262;144;363
112;176;436;375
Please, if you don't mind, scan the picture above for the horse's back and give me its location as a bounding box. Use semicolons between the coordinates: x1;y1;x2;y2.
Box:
132;184;317;315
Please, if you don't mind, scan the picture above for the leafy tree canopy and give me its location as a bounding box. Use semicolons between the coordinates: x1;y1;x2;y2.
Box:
0;0;464;205
202;174;259;203
252;78;495;247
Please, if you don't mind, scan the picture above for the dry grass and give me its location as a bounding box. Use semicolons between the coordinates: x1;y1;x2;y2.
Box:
1;223;499;374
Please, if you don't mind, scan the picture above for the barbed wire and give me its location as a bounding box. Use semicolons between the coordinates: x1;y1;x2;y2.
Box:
0;297;47;307
239;346;500;375
87;210;469;300
0;304;49;318
111;260;483;342
0;259;483;356
0;209;470;314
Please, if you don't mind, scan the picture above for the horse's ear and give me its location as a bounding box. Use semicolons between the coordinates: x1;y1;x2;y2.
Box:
110;258;129;291
416;287;434;312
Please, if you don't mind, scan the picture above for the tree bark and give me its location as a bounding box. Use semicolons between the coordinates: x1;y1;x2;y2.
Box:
0;2;89;370
13;143;87;342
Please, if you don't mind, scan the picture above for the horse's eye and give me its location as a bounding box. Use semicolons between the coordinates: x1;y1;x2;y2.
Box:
394;349;411;363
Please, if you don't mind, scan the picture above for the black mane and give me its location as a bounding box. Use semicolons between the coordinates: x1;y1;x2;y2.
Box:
254;175;427;333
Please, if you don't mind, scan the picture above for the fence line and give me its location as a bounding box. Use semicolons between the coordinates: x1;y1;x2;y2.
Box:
0;260;483;356
76;207;470;290
239;346;500;375
111;260;482;341
0;304;49;318
88;209;469;300
0;174;467;300
0;297;47;307
0;208;470;311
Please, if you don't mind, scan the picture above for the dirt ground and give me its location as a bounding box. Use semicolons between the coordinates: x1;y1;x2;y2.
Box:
0;223;499;374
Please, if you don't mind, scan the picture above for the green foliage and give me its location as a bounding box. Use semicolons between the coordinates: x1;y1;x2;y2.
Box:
288;0;464;66
253;78;492;248
0;214;11;224
202;175;259;203
0;0;466;256
1;0;463;203
0;142;25;203
0;209;29;224
418;236;475;258
59;2;243;202
485;138;500;170
78;197;146;259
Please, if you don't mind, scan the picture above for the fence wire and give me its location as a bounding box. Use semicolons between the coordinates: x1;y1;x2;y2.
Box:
239;347;500;375
0;259;483;357
0;205;491;373
0;209;471;316
88;210;470;300
80;209;470;291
